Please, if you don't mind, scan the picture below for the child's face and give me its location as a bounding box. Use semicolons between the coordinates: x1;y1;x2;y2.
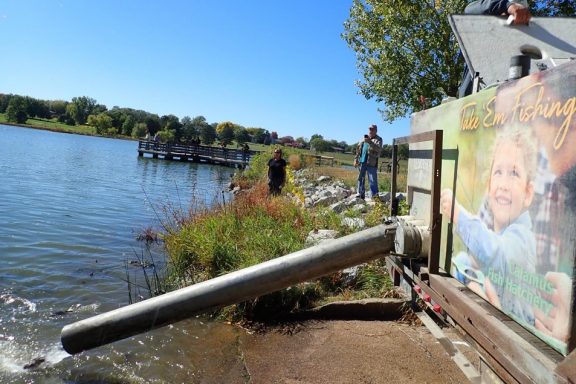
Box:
488;140;534;232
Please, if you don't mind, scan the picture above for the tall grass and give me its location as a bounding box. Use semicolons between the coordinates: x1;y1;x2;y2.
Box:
154;154;406;322
164;182;315;280
161;179;347;321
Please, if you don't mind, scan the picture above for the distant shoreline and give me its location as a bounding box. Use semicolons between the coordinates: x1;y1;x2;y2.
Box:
0;120;136;141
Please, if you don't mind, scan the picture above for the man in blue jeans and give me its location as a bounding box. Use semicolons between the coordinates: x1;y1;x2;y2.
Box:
354;124;382;200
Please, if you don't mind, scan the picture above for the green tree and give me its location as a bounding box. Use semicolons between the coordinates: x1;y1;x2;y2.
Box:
106;108;127;130
191;116;209;140
310;133;323;141
88;113;113;134
122;115;136;136
398;143;409;160
67;96;97;125
246;127;268;144
381;144;393;158
25;96;49;118
0;94;12;113
158;129;176;143
145;115;161;135
200;124;217;145
49;100;68;117
296;137;308;148
132;122;147;138
310;137;331;153
235;128;251;144
180;116;196;142
343;0;468;122
6;95;28;124
157;114;181;141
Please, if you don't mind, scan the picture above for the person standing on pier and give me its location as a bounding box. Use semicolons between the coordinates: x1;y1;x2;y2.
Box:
242;142;250;162
268;148;287;196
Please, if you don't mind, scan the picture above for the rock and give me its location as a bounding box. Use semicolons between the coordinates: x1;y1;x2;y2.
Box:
23;357;45;370
292;169;402;233
313;195;339;207
341;265;360;285
305;229;338;247
378;192;405;203
329;201;347;214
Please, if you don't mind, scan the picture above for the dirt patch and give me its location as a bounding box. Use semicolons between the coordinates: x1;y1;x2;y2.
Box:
238;319;469;384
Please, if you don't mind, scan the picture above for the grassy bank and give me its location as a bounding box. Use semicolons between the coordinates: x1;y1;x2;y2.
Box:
0;113;98;135
154;153;404;323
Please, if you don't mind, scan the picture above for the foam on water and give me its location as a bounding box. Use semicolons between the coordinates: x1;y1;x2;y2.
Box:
0;293;37;313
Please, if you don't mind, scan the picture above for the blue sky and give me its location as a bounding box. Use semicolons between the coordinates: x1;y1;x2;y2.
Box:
0;0;410;145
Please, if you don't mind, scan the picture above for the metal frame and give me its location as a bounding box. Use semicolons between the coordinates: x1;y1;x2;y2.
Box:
391;130;442;274
387;256;564;383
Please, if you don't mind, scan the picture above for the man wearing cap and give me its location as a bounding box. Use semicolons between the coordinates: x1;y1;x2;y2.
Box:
354;124;383;200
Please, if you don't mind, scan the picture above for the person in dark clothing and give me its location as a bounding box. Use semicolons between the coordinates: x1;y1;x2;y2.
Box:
242;143;250;162
458;0;532;97
465;0;531;24
267;149;287;196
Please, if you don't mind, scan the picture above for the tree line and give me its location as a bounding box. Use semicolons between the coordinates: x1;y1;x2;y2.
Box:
0;93;272;146
1;93;390;155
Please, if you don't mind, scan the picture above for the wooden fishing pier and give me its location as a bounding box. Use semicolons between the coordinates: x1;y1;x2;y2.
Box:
137;140;256;168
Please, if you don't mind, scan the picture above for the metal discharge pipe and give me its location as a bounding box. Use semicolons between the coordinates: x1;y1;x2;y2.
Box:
61;223;396;354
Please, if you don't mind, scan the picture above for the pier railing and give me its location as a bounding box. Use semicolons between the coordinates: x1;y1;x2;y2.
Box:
138;140;257;167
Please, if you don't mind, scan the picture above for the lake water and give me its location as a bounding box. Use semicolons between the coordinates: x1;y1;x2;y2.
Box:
0;125;246;383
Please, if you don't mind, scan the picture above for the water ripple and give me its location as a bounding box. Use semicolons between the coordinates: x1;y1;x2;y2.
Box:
0;125;235;383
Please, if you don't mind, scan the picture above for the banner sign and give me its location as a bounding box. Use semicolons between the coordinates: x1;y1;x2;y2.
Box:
410;61;576;355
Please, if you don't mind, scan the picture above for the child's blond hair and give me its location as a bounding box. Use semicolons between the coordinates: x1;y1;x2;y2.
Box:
486;125;538;184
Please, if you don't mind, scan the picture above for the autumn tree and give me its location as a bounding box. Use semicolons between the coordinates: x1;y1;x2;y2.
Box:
216;121;236;143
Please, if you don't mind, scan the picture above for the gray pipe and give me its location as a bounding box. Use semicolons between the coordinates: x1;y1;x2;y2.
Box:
61;223;396;354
